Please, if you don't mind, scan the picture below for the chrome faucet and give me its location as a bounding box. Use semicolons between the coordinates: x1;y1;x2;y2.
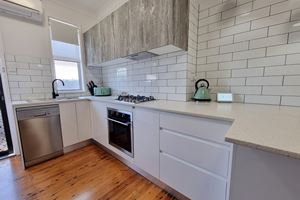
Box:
52;79;65;99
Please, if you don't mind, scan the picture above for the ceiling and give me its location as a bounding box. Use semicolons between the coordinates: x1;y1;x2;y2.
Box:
57;0;106;15
50;0;128;20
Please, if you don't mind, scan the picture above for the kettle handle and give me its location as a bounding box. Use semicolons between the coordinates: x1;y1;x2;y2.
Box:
195;79;209;90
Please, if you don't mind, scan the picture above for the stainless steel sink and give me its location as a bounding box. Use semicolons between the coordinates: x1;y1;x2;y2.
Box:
26;97;79;103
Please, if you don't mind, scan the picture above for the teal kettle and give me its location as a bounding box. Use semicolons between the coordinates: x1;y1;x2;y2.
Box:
193;79;211;102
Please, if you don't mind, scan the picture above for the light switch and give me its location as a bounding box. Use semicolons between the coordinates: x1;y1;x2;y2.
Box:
217;93;233;103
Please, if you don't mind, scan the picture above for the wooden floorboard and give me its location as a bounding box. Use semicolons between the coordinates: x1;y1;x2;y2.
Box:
0;145;178;200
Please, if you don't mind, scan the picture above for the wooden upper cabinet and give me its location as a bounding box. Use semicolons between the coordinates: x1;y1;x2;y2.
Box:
84;0;189;66
84;23;101;66
100;15;115;62
112;3;129;59
128;0;174;54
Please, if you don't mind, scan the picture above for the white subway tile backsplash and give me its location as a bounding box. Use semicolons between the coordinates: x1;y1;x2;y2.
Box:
207;53;233;63
15;56;40;64
263;86;300;96
199;9;209;19
198;42;208;50
198;25;209;35
159;87;176;93
249;34;288;49
245;95;281;105
233;48;266;60
197;63;219;72
284;75;300;85
251;12;291;30
234;28;268;43
197;0;300;106
288;31;300;43
246;76;283;85
232;68;264;77
221;22;251;37
208;36;233;48
199;0;222;11
10;88;32;94
231;86;262;94
267;43;300;56
270;1;291;15
286;54;300;65
269;21;300;36
248;56;286;68
8;75;30;82
159;57;177;65
291;8;300;21
236;7;270;24
237;0;252;6
206;70;231;78
220;41;249;53
158;72;177;79
265;65;300;75
209;1;237;16
19;81;43;88
281;96;300;106
168;63;187;72
253;0;286;10
208;17;235;32
199;13;221;27
222;2;252;20
218;78;245;86
197;47;219;57
198;30;220;42
219;60;247;70
4;54;15;62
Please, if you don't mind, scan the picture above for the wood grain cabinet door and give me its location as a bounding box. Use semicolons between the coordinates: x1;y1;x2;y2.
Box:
84;24;101;66
100;15;115;62
112;2;129;58
128;0;188;55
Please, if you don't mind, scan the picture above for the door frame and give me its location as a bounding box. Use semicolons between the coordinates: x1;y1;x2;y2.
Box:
0;30;20;155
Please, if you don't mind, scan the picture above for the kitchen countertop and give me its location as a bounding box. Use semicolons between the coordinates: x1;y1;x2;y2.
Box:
12;97;88;108
13;96;300;159
87;96;300;160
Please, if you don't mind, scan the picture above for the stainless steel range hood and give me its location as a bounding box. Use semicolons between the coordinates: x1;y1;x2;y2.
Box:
125;51;158;61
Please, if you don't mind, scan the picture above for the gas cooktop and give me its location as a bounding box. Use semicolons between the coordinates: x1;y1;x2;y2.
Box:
115;95;156;104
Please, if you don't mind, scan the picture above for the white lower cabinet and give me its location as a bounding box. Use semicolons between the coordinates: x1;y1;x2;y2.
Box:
160;153;227;200
90;101;108;146
133;108;159;178
76;101;92;141
59;101;92;147
60;102;78;147
159;112;233;200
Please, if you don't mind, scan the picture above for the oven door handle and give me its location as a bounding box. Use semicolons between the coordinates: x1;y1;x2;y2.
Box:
107;118;131;126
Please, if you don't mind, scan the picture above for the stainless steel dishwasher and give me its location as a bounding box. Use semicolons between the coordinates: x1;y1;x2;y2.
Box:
16;105;63;168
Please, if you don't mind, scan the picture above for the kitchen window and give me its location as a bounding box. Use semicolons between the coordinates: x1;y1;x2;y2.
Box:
49;18;84;92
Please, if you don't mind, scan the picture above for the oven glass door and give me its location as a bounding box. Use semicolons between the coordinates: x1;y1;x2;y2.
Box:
108;119;133;156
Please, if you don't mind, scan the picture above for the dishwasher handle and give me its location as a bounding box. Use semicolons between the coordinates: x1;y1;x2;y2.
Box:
33;113;48;118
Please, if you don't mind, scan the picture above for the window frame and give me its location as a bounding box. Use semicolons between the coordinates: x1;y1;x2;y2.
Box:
48;17;85;93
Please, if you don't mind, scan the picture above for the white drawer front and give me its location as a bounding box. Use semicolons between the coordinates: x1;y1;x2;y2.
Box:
160;153;227;200
160;129;230;178
160;112;232;145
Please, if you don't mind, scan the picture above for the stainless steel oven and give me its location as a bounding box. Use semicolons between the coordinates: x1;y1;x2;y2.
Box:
107;108;133;157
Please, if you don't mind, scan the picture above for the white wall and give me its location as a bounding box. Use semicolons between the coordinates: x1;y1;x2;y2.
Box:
0;0;97;58
197;0;300;106
0;0;102;101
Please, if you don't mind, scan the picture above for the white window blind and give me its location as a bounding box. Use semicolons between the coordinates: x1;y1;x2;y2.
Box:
49;18;83;91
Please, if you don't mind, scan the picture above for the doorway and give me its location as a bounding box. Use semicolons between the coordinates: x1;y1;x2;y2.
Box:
0;74;13;157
